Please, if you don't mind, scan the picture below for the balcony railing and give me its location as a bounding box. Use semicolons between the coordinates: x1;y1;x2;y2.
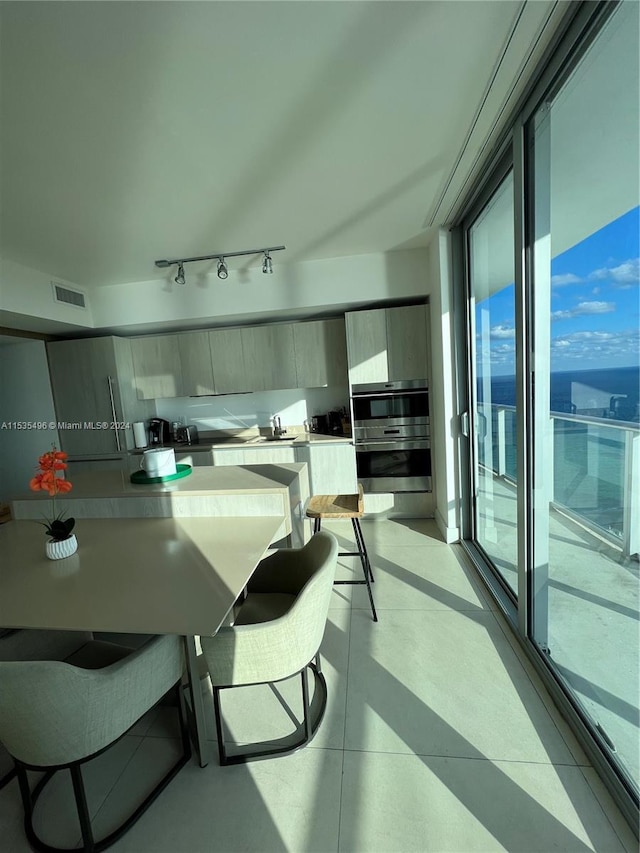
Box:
478;403;639;558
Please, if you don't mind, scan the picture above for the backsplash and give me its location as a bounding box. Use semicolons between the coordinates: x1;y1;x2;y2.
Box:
155;386;349;432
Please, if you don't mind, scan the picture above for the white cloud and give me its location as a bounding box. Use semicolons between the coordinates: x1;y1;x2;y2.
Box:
489;325;515;340
551;273;582;287
551;301;615;320
588;257;639;287
551;328;640;360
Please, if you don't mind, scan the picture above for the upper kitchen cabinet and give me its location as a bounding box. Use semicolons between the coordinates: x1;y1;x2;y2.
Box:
177;331;215;396
47;337;151;455
386;305;430;381
293;318;348;388
345;304;430;385
209;327;252;394
344;309;388;384
241;324;297;392
130;335;183;400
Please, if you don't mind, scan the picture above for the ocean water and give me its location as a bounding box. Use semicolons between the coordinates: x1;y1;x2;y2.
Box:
483;365;640;422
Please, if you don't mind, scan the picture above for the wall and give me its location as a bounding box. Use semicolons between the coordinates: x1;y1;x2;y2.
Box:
0;340;60;503
90;249;430;332
156;386;349;434
0;257;93;333
428;229;459;542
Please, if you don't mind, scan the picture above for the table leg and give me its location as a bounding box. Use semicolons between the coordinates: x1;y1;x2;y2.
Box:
182;635;210;767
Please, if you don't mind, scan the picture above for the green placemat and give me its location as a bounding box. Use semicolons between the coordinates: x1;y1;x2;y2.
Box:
130;463;192;484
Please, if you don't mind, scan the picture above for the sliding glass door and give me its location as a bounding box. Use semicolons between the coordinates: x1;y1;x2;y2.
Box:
459;0;639;809
529;0;640;793
467;172;518;596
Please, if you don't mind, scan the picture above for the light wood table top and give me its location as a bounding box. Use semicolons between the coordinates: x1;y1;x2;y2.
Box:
0;516;283;637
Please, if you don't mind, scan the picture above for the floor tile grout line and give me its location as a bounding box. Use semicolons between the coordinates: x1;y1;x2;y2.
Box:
80;733;147;845
335;594;355;853
337;746;592;767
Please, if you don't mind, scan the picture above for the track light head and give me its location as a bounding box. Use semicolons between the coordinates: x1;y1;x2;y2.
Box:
155;245;285;283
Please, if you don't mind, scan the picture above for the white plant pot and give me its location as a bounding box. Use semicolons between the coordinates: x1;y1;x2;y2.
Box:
46;533;78;561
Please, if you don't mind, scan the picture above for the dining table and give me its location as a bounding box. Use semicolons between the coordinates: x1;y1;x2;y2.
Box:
0;514;285;766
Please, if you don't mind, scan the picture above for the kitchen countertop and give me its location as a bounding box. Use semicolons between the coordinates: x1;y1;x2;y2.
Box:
130;432;353;453
12;463;307;501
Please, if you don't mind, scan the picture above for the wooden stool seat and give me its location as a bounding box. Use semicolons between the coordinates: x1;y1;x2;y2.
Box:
305;485;377;622
306;485;364;519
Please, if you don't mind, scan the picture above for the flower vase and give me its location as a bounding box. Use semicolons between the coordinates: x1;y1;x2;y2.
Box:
46;533;78;561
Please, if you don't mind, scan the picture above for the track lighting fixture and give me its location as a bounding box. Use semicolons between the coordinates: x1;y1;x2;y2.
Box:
155;245;285;284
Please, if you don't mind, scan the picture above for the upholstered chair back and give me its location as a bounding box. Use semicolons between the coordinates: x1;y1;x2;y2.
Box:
0;634;183;767
202;530;338;687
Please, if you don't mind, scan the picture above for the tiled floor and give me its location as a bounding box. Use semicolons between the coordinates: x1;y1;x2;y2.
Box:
1;519;637;852
476;473;640;784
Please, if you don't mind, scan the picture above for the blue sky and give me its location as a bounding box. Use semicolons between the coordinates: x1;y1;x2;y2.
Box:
482;206;640;375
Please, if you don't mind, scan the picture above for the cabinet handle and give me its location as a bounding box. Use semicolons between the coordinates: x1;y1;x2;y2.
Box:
107;376;122;451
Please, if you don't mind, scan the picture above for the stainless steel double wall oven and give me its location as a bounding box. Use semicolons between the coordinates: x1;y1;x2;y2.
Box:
351;379;431;493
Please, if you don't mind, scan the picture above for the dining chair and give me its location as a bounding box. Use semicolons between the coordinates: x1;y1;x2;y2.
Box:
0;634;191;853
200;529;339;765
0;629;95;792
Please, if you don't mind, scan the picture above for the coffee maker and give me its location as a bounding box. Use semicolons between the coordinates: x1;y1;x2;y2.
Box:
148;418;171;446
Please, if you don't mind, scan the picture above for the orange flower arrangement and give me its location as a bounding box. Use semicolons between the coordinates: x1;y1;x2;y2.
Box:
30;446;75;541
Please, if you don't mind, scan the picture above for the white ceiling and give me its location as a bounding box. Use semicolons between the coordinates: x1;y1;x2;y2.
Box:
0;0;565;293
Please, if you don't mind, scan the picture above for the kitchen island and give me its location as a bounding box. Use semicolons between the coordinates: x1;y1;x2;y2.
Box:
11;463;310;547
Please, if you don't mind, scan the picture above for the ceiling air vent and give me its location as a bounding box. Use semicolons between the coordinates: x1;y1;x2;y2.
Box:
51;282;87;309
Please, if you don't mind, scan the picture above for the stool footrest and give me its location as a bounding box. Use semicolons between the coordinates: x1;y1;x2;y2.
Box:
311;511;377;622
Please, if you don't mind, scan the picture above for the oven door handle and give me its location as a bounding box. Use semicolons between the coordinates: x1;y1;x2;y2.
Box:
355;440;430;451
352;389;427;398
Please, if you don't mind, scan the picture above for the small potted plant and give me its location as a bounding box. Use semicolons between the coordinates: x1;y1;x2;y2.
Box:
30;445;77;559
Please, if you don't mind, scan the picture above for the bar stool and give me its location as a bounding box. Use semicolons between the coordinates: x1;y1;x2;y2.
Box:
305;484;377;622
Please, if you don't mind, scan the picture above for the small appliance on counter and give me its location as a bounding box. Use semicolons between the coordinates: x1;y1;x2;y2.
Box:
132;421;148;449
327;410;343;435
176;424;199;445
311;414;329;435
148;418;171;446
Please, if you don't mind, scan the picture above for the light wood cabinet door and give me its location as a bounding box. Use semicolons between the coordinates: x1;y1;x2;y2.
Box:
178;332;215;396
131;336;183;400
345;309;389;385
293;319;348;388
241;324;297;391
295;443;357;495
111;339;153;446
47;338;121;455
209;328;251;394
65;456;126;475
175;450;213;467
213;446;296;466
386;305;429;381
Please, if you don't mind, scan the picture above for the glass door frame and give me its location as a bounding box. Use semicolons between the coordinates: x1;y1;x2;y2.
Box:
458;151;520;609
452;0;638;829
